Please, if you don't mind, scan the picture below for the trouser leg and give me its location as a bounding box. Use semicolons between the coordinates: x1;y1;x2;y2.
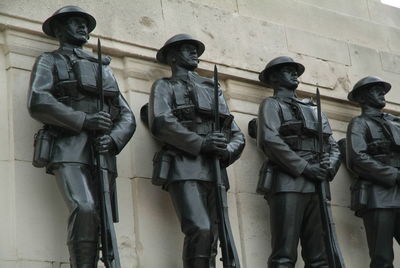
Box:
363;209;395;268
267;193;306;268
300;194;328;268
54;164;100;268
168;181;217;268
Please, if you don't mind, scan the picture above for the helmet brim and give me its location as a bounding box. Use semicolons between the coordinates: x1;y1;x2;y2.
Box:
259;61;305;86
156;39;205;64
42;12;96;37
348;81;391;102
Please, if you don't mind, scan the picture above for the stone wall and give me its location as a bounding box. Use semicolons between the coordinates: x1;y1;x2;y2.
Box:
0;0;400;267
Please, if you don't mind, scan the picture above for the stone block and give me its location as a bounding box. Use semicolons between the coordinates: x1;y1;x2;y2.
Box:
0;48;10;161
296;0;370;20
231;16;288;71
286;28;350;65
128;91;159;179
235;192;269;268
0;161;16;260
368;0;400;29
237;0;398;53
4;30;58;60
0;260;16;268
380;51;400;74
1;0;166;50
230;112;264;194
330;206;370;268
14;160;69;262
115;177;139;267
162;0;242;68
329;165;353;208
226;80;271;108
188;0;238;12
295;54;350;93
16;260;53;268
9;68;40;162
133;178;182;268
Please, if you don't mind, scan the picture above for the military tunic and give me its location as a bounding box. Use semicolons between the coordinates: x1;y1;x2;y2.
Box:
347;110;400;268
148;71;245;264
257;95;341;268
28;46;135;265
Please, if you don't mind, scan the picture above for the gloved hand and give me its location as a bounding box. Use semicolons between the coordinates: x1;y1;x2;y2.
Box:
94;134;116;154
201;132;227;157
303;163;330;182
303;153;332;182
83;111;112;132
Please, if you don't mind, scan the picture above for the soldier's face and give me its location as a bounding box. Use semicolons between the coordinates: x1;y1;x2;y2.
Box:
365;84;386;108
57;16;89;46
176;43;199;70
276;65;299;89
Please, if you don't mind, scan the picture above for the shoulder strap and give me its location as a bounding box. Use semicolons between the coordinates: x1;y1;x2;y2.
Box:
273;97;294;122
52;52;70;81
364;116;386;140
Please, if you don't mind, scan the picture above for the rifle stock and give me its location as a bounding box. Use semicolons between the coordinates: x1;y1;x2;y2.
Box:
213;65;241;268
316;88;346;268
96;39;121;268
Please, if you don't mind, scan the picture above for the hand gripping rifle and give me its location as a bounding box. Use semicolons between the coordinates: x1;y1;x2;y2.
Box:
316;88;346;268
213;65;241;268
96;39;121;268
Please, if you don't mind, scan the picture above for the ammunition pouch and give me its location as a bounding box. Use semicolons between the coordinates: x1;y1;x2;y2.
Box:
32;127;56;168
152;150;175;186
283;135;330;153
71;58;119;97
373;154;400;168
350;179;371;214
55;91;121;121
367;140;393;156
279;120;303;136
256;161;274;195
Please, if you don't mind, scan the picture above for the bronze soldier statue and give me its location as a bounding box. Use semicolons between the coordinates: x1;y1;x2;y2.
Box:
27;6;136;268
255;56;342;268
346;76;400;268
147;34;245;268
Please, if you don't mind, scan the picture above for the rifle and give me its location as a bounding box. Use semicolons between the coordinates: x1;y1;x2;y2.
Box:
316;88;346;268
213;65;241;268
96;39;121;268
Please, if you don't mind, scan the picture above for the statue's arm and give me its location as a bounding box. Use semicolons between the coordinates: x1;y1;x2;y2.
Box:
257;98;308;177
346;117;398;187
27;53;86;133
148;79;204;156
109;93;136;154
327;135;342;180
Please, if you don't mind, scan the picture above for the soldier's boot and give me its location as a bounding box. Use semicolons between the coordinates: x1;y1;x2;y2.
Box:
184;257;210;268
68;241;98;268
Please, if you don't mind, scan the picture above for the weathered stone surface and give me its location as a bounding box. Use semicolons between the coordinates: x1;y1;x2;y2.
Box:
14;160;69;262
0;48;10;161
296;0;370;20
237;0;400;53
0;161;16;260
380;51;400;74
9;67;38;162
128;91;159;179
286;28;350;65
188;0;238;12
368;0;400;29
235;192;270;268
295;54;350;92
230;112;263;194
133;178;182;267
115;177;139;267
